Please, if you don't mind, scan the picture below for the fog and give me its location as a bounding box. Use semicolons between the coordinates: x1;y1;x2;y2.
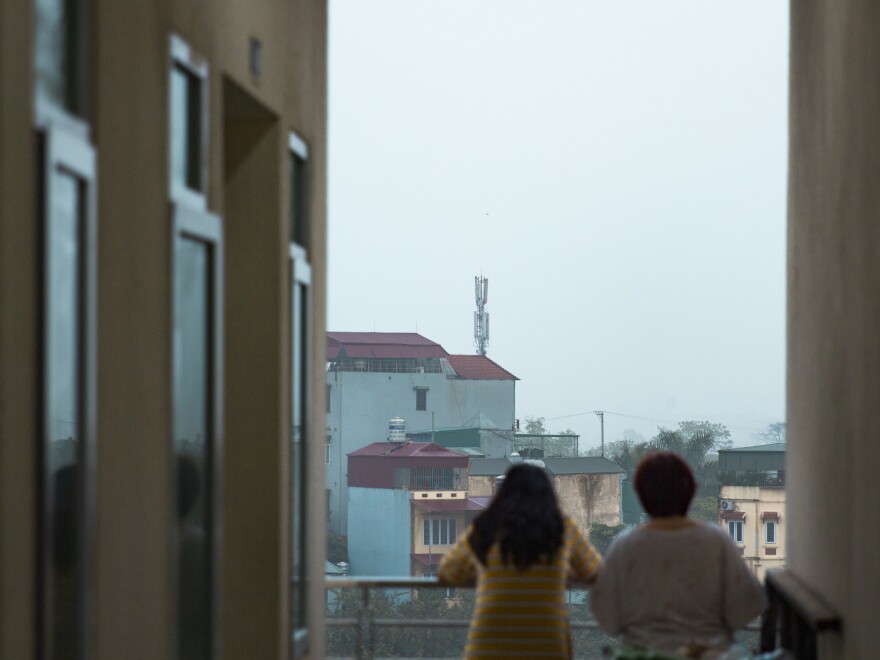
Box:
327;1;789;448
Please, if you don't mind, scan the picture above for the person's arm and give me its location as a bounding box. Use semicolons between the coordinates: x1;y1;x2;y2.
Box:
720;532;768;629
437;529;477;586
567;517;603;583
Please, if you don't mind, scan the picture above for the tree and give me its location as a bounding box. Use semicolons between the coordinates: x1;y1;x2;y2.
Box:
523;415;547;434
676;420;732;450
757;421;786;444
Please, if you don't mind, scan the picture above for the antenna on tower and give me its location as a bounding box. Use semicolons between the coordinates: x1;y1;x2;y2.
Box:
473;275;489;356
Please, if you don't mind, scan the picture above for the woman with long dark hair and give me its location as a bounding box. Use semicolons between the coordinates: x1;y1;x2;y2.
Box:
438;463;602;659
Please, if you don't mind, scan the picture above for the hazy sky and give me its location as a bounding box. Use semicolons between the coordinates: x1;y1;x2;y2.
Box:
327;1;789;449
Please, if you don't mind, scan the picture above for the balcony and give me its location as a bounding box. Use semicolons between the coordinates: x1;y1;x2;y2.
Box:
718;470;786;489
325;577;766;659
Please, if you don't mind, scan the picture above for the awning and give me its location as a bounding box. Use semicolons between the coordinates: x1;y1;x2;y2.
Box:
411;553;445;567
412;499;487;513
721;511;745;521
762;511;780;520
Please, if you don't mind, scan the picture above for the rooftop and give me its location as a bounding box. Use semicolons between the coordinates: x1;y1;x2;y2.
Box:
468;456;625;476
445;354;519;380
348;441;464;459
720;442;786;453
326;332;446;360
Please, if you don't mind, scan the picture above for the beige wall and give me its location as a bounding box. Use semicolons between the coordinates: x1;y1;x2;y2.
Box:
0;1;327;658
718;486;786;581
789;2;880;657
467;473;621;533
554;474;621;531
0;0;37;657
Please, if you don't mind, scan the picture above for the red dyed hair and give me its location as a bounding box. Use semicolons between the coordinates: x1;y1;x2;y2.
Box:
634;451;696;518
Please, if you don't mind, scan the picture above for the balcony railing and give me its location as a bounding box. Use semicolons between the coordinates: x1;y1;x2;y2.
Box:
718;470;786;488
325;577;761;659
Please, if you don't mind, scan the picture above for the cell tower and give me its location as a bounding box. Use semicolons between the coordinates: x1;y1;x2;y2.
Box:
473;275;489;356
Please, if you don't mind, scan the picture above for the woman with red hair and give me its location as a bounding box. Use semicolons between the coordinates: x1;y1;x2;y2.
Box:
591;451;766;656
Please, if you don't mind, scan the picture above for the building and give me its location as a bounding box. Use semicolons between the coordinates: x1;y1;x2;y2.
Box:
4;4;880;659
346;441;487;577
326;332;518;535
468;457;625;531
0;1;328;657
718;443;786;581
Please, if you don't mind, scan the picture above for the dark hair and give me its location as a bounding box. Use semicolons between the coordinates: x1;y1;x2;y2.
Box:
634;451;696;517
468;463;564;570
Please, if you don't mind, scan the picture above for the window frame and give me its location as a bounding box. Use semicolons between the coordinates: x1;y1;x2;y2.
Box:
33;0;92;124
288;129;312;659
423;518;457;547
765;520;777;545
169;34;209;210
38;120;98;659
728;519;744;544
171;203;224;660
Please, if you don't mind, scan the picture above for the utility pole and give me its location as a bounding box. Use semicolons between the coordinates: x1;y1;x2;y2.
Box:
595;411;605;457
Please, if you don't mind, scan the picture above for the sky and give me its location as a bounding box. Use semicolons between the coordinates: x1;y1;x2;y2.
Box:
327;1;790;450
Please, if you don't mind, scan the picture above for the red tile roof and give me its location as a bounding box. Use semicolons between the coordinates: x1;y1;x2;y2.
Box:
446;355;518;381
327;332;446;359
349;441;463;458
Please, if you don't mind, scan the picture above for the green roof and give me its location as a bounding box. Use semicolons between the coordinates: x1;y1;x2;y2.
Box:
721;442;786;453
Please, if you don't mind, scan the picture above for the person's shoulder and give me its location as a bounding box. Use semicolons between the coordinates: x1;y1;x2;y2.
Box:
688;520;738;549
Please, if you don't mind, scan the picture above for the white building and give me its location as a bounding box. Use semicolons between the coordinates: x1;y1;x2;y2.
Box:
325;332;517;536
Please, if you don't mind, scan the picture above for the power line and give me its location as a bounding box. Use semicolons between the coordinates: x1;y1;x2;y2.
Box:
545;409;767;434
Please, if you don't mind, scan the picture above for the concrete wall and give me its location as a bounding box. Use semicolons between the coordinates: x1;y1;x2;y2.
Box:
467;473;622;532
327;370;514;534
789;3;880;656
348;487;412;576
718;486;786;581
554;474;621;531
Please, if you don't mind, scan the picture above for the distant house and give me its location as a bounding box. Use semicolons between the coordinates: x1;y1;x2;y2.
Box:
718;442;786;581
467;457;625;532
347;441;489;578
326;332;518;535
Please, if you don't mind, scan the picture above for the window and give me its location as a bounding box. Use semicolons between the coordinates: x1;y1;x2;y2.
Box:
39;122;97;660
423;518;457;546
326;383;331;413
415;388;427;411
169;34;208;207
765;520;777;544
325;435;332;466
289;131;312;657
728;520;744;544
34;0;89;118
169;36;222;659
172;207;223;660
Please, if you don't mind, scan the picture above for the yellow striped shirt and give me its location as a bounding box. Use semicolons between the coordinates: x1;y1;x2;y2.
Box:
438;514;602;659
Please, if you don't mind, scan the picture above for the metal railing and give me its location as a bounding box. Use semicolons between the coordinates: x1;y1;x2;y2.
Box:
326;576;603;659
760;569;840;660
325;577;763;660
718;470;786;488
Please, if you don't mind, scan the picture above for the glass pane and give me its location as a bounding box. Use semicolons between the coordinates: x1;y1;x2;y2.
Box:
46;167;82;659
34;0;71;110
290;154;306;246
174;237;211;659
170;65;202;192
291;279;307;631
